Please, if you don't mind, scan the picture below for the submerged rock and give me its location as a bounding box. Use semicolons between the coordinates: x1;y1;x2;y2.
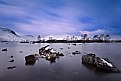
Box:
82;54;121;73
60;48;63;50
10;56;13;58
68;47;70;49
7;66;16;69
2;48;7;51
19;51;23;53
9;59;14;62
72;51;81;55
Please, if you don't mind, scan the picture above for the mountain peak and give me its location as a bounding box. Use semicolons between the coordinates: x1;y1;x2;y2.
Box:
0;27;17;35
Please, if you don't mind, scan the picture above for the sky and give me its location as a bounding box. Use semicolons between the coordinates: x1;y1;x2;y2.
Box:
0;0;121;36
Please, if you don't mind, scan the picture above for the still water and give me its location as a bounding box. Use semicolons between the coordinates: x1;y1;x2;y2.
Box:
0;42;121;81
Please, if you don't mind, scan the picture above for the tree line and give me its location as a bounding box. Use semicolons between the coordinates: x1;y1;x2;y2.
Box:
37;34;111;42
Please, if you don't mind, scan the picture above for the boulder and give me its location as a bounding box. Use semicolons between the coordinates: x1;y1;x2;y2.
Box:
82;54;121;73
82;54;95;64
25;54;38;65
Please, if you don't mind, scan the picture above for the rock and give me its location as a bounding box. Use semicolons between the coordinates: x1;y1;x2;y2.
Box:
82;54;121;73
68;47;70;49
82;54;96;64
2;48;7;51
39;45;63;63
39;45;50;55
59;53;64;56
7;66;16;69
72;44;76;46
72;51;81;55
60;48;63;50
25;54;37;65
10;56;13;58
9;59;14;62
19;51;23;53
46;55;56;63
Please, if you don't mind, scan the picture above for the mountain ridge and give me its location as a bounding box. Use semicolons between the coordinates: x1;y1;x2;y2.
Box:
0;27;36;41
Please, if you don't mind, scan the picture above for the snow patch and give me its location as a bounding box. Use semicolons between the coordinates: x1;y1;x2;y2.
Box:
101;58;113;67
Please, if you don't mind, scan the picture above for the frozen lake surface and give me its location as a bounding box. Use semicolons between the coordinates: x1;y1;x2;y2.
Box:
0;42;121;81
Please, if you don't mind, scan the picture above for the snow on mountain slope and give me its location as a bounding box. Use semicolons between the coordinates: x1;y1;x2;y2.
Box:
0;27;37;41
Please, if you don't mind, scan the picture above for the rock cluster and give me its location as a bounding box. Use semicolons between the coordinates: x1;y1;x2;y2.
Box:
39;45;64;63
82;54;121;73
25;45;64;65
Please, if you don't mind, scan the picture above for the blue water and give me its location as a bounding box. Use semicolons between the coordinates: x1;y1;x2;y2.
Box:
0;42;121;81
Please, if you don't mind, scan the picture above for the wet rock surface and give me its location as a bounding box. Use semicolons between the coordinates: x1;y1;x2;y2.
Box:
82;54;121;73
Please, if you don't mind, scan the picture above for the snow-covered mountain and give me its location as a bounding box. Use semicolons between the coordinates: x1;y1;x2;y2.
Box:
0;27;37;41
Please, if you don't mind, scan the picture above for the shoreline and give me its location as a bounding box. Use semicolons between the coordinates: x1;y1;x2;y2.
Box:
1;40;121;43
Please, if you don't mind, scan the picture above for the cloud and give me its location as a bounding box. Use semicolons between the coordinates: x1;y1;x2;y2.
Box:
79;29;105;36
0;0;121;36
16;19;77;35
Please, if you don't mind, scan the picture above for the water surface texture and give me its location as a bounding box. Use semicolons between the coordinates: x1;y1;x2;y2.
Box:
0;42;121;81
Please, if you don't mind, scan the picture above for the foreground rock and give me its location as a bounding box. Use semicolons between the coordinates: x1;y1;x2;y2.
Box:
39;45;64;63
25;45;64;64
25;54;39;65
82;54;121;73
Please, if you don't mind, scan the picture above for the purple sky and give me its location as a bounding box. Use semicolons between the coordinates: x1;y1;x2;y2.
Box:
0;0;121;36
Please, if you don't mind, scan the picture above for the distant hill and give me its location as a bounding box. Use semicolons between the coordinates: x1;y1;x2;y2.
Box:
0;27;37;41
